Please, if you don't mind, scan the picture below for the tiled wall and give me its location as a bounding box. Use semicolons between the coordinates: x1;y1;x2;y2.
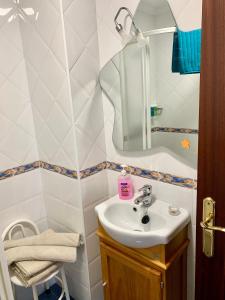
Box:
18;1;89;299
19;0;78;171
0;0;45;270
0;7;38;170
63;1;109;298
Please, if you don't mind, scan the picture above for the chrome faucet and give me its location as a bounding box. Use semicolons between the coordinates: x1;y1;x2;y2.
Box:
134;185;153;207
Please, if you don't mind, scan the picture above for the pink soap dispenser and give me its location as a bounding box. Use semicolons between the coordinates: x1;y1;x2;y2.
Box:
118;165;134;200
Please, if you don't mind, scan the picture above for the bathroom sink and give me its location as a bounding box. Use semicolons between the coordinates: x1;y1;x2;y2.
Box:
95;194;190;248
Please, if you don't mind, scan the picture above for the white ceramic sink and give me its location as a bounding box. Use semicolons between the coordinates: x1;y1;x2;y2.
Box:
95;194;190;248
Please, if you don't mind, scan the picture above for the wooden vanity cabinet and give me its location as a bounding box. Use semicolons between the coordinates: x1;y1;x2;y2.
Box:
97;225;188;300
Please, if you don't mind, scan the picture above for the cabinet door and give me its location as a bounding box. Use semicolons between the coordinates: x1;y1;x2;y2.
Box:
100;243;163;300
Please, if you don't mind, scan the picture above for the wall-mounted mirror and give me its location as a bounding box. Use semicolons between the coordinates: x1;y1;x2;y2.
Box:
99;0;200;168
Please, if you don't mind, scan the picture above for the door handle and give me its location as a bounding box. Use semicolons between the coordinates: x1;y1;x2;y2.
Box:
200;213;225;233
201;197;225;257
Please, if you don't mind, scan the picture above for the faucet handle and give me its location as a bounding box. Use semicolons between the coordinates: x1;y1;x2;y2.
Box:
138;185;152;195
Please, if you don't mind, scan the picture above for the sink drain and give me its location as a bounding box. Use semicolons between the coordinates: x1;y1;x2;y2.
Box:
142;215;150;224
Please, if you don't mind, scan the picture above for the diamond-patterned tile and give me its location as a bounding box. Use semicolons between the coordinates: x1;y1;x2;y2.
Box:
0;31;23;77
56;79;73;119
65;0;97;44
60;129;78;169
64;20;84;69
46;103;71;143
38;50;66;98
0;81;28;120
9;59;30;97
75;88;104;144
0;114;14;140
70;78;90;121
32;79;54;120
16;104;36;136
0;125;35;164
38;123;59;160
34;0;59;46
70;49;99;96
19;21;49;72
50;21;67;67
0;18;23;51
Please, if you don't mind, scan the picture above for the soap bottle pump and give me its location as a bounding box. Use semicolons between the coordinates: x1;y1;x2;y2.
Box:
118;165;134;200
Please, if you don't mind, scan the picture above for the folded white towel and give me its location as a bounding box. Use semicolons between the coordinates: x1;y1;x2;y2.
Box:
4;229;80;250
13;261;55;278
11;262;62;287
6;245;77;266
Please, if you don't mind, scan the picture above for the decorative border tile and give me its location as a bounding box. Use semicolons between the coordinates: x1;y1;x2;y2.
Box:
80;161;107;179
0;161;40;181
151;127;198;134
40;161;78;179
0;160;197;189
106;161;197;189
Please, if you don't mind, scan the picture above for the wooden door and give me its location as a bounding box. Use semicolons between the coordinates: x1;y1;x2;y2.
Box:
100;242;162;300
196;0;225;299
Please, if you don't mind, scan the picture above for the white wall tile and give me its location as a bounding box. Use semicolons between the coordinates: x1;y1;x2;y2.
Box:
84;202;99;236
0;193;46;235
13;169;42;201
169;0;202;30
66;278;91;300
0;177;17;212
45;194;83;234
81;170;109;208
91;281;104;300
42;169;82;209
64;0;97;44
34;0;59;46
65;259;90;288
88;256;102;287
86;232;100;262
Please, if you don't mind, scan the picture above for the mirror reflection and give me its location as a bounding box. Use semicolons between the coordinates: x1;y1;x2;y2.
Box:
99;0;200;168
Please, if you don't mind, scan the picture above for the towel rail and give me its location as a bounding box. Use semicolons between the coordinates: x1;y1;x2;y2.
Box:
143;26;176;37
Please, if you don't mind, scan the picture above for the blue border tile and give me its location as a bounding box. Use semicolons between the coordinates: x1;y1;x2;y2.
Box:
0;161;40;181
40;161;78;179
106;161;197;189
0;160;197;189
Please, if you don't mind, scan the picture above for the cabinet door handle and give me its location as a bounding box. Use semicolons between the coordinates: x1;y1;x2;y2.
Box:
102;281;107;287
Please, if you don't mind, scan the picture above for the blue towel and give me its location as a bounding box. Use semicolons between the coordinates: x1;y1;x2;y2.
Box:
172;29;202;74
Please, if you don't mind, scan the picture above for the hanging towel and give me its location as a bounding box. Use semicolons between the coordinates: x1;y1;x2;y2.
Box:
172;29;202;74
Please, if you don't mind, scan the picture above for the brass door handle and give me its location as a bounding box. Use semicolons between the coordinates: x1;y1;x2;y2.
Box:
201;197;225;257
200;213;225;233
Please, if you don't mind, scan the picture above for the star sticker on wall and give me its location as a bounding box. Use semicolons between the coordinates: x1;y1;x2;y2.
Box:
181;139;191;150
